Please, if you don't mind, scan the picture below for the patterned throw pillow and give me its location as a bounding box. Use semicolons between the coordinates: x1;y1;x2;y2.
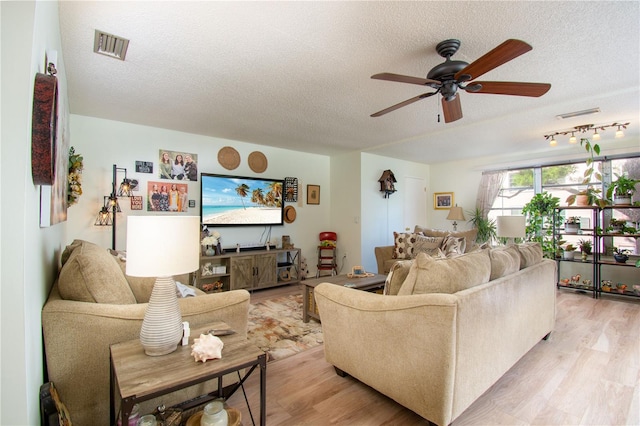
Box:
412;235;444;258
393;232;418;259
441;235;466;257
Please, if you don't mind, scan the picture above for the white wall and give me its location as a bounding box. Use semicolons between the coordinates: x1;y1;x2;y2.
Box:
360;153;430;272
67;115;332;276
1;1;69;424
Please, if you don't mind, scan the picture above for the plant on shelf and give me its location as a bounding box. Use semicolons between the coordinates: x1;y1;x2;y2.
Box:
606;173;640;205
564;216;581;233
467;206;497;245
562;243;577;260
613;247;630;263
522;192;562;259
606;218;627;234
67;147;83;207
578;239;592;254
566;138;602;206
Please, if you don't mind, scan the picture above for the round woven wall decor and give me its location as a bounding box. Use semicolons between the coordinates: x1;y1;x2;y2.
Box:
284;205;297;223
248;151;268;173
217;146;240;170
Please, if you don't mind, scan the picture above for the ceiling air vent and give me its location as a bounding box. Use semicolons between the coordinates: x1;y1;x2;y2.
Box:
93;30;129;61
555;107;600;120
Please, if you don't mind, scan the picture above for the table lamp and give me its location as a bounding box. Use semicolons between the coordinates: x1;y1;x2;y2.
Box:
126;216;200;356
446;205;466;231
496;215;526;245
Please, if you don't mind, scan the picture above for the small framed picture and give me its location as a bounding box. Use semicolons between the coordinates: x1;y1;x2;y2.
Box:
307;184;320;205
434;192;453;209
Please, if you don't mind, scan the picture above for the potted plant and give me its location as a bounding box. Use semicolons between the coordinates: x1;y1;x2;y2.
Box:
608;218;627;234
613;247;630;263
562;243;577;260
522;192;562;259
578;239;592;261
566;138;602;206
467;206;497;245
564;216;580;233
605;173;640;205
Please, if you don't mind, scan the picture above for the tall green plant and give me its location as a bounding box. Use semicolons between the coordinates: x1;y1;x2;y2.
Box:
521;192;562;258
566;138;602;205
467;207;497;244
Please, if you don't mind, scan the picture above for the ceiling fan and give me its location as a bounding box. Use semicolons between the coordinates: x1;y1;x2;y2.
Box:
370;39;551;123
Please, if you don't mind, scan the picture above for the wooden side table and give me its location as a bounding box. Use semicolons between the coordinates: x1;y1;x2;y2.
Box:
110;322;266;426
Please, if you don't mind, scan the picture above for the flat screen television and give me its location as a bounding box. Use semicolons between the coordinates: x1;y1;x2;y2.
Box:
200;173;284;226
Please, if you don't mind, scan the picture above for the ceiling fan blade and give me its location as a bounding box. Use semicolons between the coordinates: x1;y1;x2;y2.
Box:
442;95;462;123
455;39;532;81
371;92;437;117
469;81;551;97
371;72;440;86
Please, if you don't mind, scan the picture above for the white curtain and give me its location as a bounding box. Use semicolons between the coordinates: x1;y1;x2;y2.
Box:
476;171;506;218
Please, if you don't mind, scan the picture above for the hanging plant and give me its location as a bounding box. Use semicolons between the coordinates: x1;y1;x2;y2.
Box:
67;147;83;207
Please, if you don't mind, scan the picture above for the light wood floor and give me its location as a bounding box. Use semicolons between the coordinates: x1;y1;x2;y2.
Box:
226;285;640;425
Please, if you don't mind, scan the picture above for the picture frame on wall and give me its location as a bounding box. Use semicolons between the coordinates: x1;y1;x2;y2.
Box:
307;184;320;205
434;192;453;209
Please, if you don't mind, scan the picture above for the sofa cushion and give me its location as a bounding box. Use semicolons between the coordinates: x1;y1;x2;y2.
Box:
57;240;136;304
411;235;444;258
397;249;491;295
414;226;478;253
383;259;414;295
393;232;418;259
489;245;521;280
515;242;543;269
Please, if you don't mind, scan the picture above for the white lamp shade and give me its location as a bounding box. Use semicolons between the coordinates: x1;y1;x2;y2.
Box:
126;216;200;277
496;216;526;238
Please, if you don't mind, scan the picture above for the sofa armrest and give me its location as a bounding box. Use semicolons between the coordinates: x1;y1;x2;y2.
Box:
42;285;250;426
314;284;458;425
374;245;395;274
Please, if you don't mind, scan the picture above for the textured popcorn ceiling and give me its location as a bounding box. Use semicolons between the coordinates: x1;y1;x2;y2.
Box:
58;1;639;164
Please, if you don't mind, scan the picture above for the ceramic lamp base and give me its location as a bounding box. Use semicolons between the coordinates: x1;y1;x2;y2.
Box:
140;276;183;356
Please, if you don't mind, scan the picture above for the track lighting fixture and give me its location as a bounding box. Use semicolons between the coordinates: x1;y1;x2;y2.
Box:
544;122;630;146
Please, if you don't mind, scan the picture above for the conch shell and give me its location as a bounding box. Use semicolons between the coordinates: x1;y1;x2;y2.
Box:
191;333;224;362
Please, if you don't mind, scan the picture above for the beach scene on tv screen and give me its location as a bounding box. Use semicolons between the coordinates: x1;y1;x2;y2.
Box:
202;176;283;225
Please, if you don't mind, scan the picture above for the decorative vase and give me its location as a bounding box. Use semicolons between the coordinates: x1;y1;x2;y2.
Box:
563;251;575;260
565;223;580;233
205;246;216;256
581;252;588;261
575;194;590;206
613;195;632;206
613;253;628;263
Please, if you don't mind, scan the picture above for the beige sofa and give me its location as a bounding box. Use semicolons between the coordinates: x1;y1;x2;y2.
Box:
42;240;250;426
375;226;479;274
315;244;556;426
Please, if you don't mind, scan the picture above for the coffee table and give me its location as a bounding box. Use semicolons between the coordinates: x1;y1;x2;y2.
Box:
302;274;386;322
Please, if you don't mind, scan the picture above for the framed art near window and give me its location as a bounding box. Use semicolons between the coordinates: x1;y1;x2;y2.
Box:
307;185;320;205
434;192;453;209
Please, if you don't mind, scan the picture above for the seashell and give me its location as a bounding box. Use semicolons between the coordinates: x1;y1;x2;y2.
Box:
191;333;224;363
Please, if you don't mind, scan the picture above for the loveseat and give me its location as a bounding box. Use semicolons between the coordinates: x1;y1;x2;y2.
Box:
315;243;556;426
42;240;250;426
